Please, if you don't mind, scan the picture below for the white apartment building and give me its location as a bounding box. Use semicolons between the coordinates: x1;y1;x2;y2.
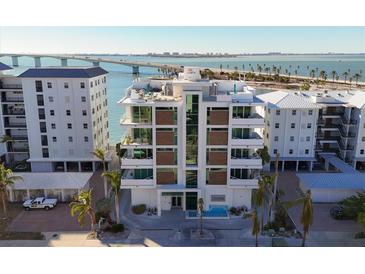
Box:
119;67;265;216
258;90;365;171
18;67;110;172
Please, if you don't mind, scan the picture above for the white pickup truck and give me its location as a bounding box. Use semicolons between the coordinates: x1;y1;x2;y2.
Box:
23;197;58;211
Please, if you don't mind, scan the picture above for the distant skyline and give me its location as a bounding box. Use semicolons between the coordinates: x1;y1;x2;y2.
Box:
0;27;364;54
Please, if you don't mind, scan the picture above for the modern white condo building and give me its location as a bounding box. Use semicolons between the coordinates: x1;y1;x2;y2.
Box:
119;67;265;216
0;63;110;173
258;90;365;171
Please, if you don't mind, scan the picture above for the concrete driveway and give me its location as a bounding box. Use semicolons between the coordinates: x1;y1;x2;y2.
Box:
277;171;361;233
8;204;89;232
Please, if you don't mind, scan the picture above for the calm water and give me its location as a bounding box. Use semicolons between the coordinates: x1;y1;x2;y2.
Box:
1;54;364;144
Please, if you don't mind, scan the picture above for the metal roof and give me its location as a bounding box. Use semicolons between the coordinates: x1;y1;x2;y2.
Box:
257;90;319;109
11;172;93;190
0;62;13;71
297;173;365;189
18;67;108;78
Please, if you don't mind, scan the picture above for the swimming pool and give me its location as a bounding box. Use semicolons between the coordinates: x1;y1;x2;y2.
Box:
186;205;229;219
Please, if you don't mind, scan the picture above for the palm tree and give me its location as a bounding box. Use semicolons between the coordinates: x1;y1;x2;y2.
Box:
197;198;204;236
319;70;327;81
102;170;121;224
242;64;245;71
284;190;313;247
255;180;266;232
251;208;260;247
309;69;316;79
353;73;361;85
343;71;349;83
0;164;22;218
92;147;108;197
0;135;15;153
331;71;337;83
269;153;280;221
219;64;223;72
70;189;97;234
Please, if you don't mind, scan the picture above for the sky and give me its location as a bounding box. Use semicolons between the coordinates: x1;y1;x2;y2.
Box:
0;26;364;54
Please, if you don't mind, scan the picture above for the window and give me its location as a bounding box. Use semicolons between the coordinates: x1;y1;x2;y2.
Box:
82;110;87;116
52;137;57;142
50;110;55;116
48;96;54;102
35;80;43;92
360;149;364;155
66;110;71;116
211;195;225;202
47;82;52;88
64;82;69;89
276;110;280;115
95;80;97;86
51;123;56;129
305;149;309;154
42;148;49;158
275;123;280;129
90;82;93;88
91;95;94;101
80;82;85;89
289;149;293;154
81;96;86;102
291;123;295;128
290;136;294;141
40;122;47;133
274;136;279;142
92;108;95;114
83;123;88;129
307;123;312;129
68;136;73;142
98;79;100;85
292;110;297;115
84;136;89;142
308;110;313;115
273;149;278;154
306;136;310;142
67;123;72;129
362;137;365;142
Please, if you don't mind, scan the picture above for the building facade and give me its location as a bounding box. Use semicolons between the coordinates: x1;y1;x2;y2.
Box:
119;67;265;215
0;64;110;172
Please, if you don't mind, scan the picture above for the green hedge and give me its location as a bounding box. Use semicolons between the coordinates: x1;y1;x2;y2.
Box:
132;204;146;215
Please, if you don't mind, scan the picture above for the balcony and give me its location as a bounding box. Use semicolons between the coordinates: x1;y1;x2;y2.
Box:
231;132;263;147
207;151;227;165
230;155;262;167
2;109;25;116
340;116;357;126
206;170;227;185
121;170;154;188
4;123;27;128
120;115;152;126
231;113;264;127
0;84;22;90
1;97;24;103
228;177;259;188
156;110;176;125
207;131;228;145
156;130;176;145
208;110;229;125
156;151;176;165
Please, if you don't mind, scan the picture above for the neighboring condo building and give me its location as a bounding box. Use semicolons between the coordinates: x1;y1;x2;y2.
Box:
258;90;365;171
18;67;110;172
119;67;265;215
0;63;110;173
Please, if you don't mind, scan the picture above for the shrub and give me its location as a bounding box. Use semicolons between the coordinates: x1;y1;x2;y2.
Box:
355;232;365;239
95;211;110;223
300;82;310;90
111;223;124;233
132;204;146;215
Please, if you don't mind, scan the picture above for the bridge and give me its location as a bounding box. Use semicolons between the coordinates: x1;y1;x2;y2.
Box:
0;53;183;74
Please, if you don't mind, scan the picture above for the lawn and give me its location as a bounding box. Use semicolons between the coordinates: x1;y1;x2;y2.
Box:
0;203;44;240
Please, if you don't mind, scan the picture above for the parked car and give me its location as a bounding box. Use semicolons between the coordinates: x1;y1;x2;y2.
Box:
330;205;353;220
23;197;58;211
13;163;27;171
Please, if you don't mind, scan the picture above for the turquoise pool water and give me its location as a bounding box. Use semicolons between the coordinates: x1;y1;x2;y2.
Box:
186;205;229;219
